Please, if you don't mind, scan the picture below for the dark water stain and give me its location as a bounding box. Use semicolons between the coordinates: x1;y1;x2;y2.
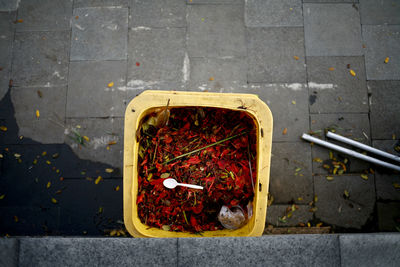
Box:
309;94;317;105
0;88;124;236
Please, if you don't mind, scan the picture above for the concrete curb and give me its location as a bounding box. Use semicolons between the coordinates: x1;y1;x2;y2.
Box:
1;234;399;267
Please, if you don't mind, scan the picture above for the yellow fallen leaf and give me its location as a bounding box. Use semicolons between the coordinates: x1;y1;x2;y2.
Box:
393;183;400;189
42;151;47;156
316;223;323;227
95;176;102;185
115;185;120;191
307;222;311;228
0;194;5;200
360;174;368;180
313;157;323;163
14;216;19;222
384;57;389;64
46;160;51;165
293;56;299;60
297;197;303;201
46;181;51;189
314;195;318;203
33;159;37;164
292;100;296;105
98;206;103;213
105;168;113;173
209;77;214;81
108;141;117;145
110;229;117;236
14;153;21;158
36;109;40;119
0;154;3;158
282;128;288;135
326;176;334;181
344;190;350;198
0;125;7;131
328;67;335;71
106;146;110;150
51;198;58;204
17;19;23;23
83;136;90;142
349;69;356;76
108;82;114;88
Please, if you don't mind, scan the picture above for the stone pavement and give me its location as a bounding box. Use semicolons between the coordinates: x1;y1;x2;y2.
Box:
1;234;400;266
0;0;400;236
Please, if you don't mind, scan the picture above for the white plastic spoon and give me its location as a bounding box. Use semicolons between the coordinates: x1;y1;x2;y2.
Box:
163;178;203;190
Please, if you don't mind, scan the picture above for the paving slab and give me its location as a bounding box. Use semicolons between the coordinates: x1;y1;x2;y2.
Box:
310;113;371;174
57;179;122;235
304;0;356;2
70;7;128;61
186;0;243;4
360;0;400;25
10;86;67;144
0;0;19;11
16;0;72;31
307;56;368;113
0;238;18;267
130;0;186;28
0;207;60;235
368;81;400;139
245;0;303;27
19;238;177;267
67;60;127;118
303;4;362;56
0;12;15;100
187;5;246;58
247;83;309;142
127;27;186;83
372;140;400;201
74;0;129;7
12;31;70;87
266;204;314;227
178;235;340;266
188;57;247;92
377;202;400;231
314;174;375;229
247;27;306;83
269;142;313;204
340;234;400;267
125;81;186;103
362;25;400;80
64;118;124;169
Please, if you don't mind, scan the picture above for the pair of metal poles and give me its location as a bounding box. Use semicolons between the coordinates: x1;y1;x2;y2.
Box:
302;131;400;172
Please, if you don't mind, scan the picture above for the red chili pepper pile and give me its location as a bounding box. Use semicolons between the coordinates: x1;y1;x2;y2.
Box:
137;107;257;233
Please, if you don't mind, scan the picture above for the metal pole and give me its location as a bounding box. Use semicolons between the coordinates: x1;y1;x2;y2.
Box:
326;131;400;163
302;133;400;172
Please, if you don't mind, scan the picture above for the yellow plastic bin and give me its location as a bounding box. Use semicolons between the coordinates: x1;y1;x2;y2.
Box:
124;90;273;237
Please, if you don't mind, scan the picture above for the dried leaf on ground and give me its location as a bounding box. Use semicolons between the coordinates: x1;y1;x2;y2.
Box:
282;128;288;135
105;168;113;173
51;198;58;204
46;181;51;189
360;174;368;180
349;69;356;77
384;57;389;64
36;109;40;119
0;194;5;200
0;126;7;131
95;176;103;185
107;82;114;88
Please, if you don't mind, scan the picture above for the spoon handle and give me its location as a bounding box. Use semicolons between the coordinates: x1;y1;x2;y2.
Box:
177;183;203;190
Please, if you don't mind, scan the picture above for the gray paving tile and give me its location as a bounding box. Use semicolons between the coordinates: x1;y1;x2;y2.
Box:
125;81;186;103
340;234;400;267
0;238;18;267
362;25;400;80
178;235;340;266
360;0;400;25
377;202;400;231
74;0;128;7
11;31;70;87
247;83;309;142
131;0;186;28
307;56;368;113
10;86;67;144
188;57;247;92
65;118;123;169
247;28;306;83
66;61;127;118
245;0;303;27
372;140;400;201
304;0;357;2
16;0;72;31
0;0;19;11
368;81;400;139
310;113;371;174
187;5;246;57
269;142;313;204
127;27;186;83
70;7;128;61
314;174;375;229
0;12;15;100
304;4;362;56
19;238;177;267
186;0;243;4
266;205;313;227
